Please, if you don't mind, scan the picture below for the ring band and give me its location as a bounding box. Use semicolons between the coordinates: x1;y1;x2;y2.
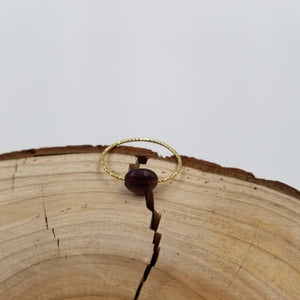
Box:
100;138;182;183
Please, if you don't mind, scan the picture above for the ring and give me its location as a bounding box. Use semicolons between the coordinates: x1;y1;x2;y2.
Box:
100;138;182;183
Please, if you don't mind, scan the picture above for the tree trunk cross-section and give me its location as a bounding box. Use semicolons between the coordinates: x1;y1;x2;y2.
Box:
0;145;299;299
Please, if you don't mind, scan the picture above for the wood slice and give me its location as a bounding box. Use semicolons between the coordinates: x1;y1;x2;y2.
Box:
0;145;299;300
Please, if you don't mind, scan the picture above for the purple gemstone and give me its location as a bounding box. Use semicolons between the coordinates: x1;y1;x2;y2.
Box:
125;168;158;195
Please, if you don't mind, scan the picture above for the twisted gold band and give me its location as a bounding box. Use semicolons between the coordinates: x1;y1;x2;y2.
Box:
100;138;182;183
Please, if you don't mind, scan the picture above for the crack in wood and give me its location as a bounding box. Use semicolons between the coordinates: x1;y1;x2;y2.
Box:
41;185;49;230
41;184;60;250
134;190;161;300
131;156;162;300
227;226;259;290
12;163;18;192
51;228;60;251
129;156;148;171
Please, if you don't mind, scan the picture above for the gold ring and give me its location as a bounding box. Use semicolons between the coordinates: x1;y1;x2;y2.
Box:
100;138;182;183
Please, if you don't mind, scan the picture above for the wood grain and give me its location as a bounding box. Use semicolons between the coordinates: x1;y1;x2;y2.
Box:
0;146;299;299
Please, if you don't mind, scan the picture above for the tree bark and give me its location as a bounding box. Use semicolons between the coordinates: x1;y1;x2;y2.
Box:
0;146;299;299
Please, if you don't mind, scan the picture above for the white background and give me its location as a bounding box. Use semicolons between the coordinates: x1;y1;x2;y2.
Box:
0;1;299;189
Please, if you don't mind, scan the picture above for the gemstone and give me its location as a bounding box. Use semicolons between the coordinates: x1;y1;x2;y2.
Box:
124;168;158;195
